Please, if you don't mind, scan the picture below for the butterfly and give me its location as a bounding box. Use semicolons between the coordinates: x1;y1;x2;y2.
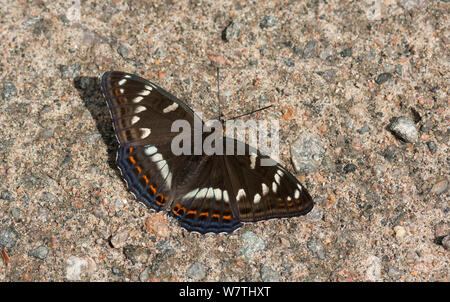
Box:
101;71;313;234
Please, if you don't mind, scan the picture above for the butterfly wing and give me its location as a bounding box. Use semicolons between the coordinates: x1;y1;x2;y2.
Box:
222;138;313;223
168;138;313;234
102;71;313;234
168;154;243;233
101;71;202;211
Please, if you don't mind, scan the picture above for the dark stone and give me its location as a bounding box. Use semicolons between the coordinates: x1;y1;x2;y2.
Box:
426;141;437;154
2;82;17;101
1;190;13;201
340;47;352;58
375;73;392;85
343;163;357;174
222;20;241;41
260;16;278;29
0;226;18;249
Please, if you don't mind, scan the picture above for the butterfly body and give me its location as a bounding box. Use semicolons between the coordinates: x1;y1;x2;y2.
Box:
101;71;313;234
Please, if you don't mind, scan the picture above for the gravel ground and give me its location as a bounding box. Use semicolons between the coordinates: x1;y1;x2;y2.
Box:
0;0;448;281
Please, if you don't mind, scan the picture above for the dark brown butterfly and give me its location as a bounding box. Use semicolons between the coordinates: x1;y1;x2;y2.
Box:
101;71;313;233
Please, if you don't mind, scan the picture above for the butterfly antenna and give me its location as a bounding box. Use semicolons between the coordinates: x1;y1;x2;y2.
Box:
226;104;273;121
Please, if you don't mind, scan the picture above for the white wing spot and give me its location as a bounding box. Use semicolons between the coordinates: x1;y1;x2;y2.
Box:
223;190;230;203
138;90;151;96
119;88;124;94
287;196;292;201
118;79;127;86
145;85;154;91
150;153;163;162
253;193;261;204
183;188;200;200
140;128;151;139
133;96;143;103
124;75;132;79
144;145;157;156
297;184;302;191
250;153;257;169
276;169;284;177
294;189;300;199
131;116;140;125
213;188;222;201
157;162;169;182
274;173;281;184
163;102;179;113
134;106;146;114
205;187;214;199
272;182;278;193
262;183;269;196
236;189;246;202
195;188;209;200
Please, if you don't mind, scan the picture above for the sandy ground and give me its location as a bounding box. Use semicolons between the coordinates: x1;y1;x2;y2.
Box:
0;0;448;281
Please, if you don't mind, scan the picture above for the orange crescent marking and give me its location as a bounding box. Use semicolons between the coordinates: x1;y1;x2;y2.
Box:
149;185;156;195
142;175;149;184
129;156;136;165
186;210;197;216
199;212;209;217
136;166;142;174
222;215;231;221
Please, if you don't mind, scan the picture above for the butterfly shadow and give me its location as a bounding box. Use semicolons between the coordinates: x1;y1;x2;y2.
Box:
73;76;121;178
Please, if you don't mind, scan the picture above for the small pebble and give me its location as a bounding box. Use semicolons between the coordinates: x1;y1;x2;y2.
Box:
139;267;151;282
357;125;370;134
29;246;49;260
343;163;357;174
303;40;317;58
0;226;18;249
59;62;81;78
434;221;449;238
283;58;295;67
66;256;96;281
307;238;325;260
222;20;240;41
365;255;382;281
123;245;149;265
375;72;392;85
259;16;278;29
11;208;21;219
241;231;265;259
117;43;131;58
40;129;55;138
111;266;124;276
186;262;206;280
2;82;17;101
144;213;169;237
388;116;419;143
156;240;175;256
431;179;448;195
39;192;59;203
426;141;437;154
394;226;407;240
290;134;326;174
260;265;281;282
110;230;129;248
387;266;404;280
340;47;352;58
442;236;450;251
1;190;13;201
